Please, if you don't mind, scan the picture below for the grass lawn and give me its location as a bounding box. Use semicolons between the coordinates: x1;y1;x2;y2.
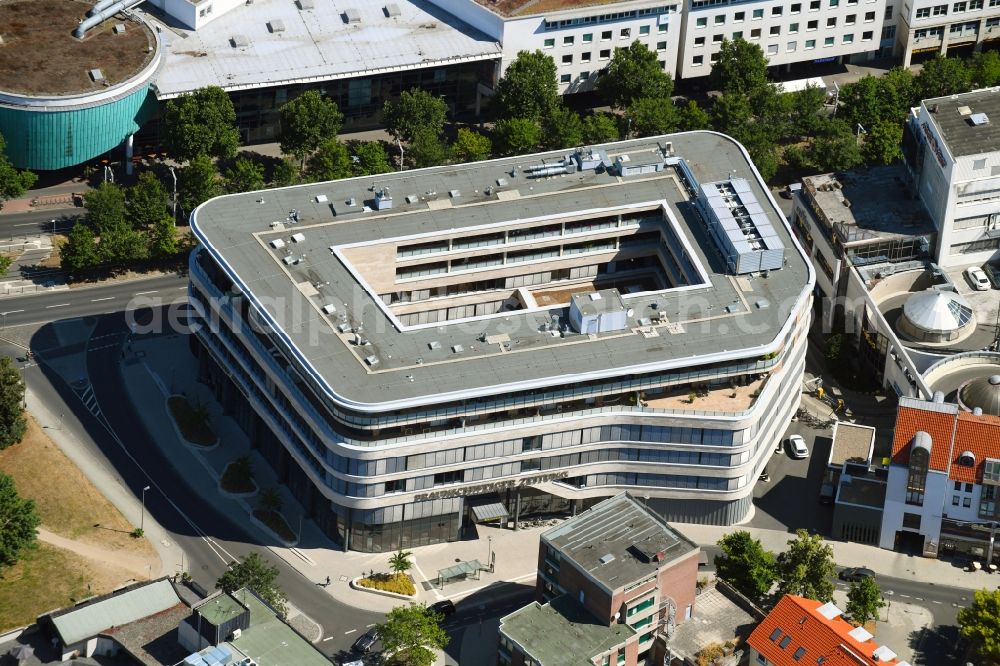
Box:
253;509;296;542
0;543;105;630
167;396;217;446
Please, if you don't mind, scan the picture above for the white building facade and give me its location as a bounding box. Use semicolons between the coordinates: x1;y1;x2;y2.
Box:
895;0;1000;67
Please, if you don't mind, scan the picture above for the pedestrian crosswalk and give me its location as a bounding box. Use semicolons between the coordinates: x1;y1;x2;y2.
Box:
75;383;101;418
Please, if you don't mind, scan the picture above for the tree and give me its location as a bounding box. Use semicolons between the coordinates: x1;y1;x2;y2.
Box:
709;38;771;98
383;89;448;144
61;223;99;273
916;54;972;100
845;577;885;625
389;549;413;574
862;120;904;165
223;157;266;193
787;84;827;137
676;99;710;131
493;118;540;156
278;90;344;165
493;50;559;122
599;41;674;110
449;128;492;163
162;86;240;162
127;171;169;230
807;119;863;173
408;128;448;168
98;218;147;267
0;357;25;451
0;471;40;567
628;97;676;138
149;217;179;259
970;50;1000;88
216;552;288;617
0;133;36;209
305;139;353;182
775;529;837;603
541;105;584;150
271;159;301;188
581;112;620;144
178;154;222;214
958;589;1000;665
710;92;754;138
0;256;10;276
377;603;449;666
84;181;127;235
258;487;283;514
353;141;394;176
714;531;777;606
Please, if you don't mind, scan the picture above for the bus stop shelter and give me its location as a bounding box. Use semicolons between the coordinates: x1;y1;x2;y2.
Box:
436;559;485;589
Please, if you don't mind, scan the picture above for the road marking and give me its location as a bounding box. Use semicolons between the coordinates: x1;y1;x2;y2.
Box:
177;286;188;290
13;222;38;227
933;600;942;604
344;629;357;635
91;297;115;302
134;290;158;295
366;623;376;628
323;636;335;641
900;594;911;598
44;303;70;308
1;309;24;314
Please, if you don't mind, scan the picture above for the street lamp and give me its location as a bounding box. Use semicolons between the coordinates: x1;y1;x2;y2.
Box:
488;535;493;572
168;167;178;223
140;485;151;532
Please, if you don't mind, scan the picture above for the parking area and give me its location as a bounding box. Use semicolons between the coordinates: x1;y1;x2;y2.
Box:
945;262;1000;326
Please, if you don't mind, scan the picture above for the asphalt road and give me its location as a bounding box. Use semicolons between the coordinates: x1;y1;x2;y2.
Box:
0;208;80;237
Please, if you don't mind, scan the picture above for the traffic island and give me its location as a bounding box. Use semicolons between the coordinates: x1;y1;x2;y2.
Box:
351;573;417;600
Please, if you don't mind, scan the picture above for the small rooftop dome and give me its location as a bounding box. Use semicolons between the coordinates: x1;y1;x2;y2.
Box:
959;374;1000;417
898;290;976;343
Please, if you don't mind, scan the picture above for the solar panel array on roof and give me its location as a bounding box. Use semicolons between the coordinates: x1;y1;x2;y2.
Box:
697;178;785;275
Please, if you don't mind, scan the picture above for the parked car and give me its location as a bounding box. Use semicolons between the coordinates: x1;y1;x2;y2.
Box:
352;627;378;654
430;599;456;616
982;262;1000;289
819;482;835;504
965;266;991;291
839;567;876;582
787;435;809;459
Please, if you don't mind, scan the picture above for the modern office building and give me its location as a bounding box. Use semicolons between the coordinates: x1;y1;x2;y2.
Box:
896;0;1000;67
186;132;814;553
903;87;1000;267
881;394;1000;561
748;595;908;666
499;493;700;666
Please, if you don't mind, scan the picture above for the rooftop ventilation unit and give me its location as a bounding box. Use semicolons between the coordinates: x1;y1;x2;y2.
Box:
384;2;400;16
364;355;379;367
291;232;305;242
448;189;460;198
113;23;126;34
970;112;990;126
322;304;337;314
89;69;105;83
374;187;393;210
269;239;286;249
452;344;464;353
314;194;327;203
268;19;285;32
598;553;616;565
343;8;361;23
230;34;249;48
428;341;441;350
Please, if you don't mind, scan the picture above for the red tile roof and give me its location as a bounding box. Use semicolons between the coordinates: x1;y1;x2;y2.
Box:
748;595;902;666
891;405;956;472
950;412;1000;484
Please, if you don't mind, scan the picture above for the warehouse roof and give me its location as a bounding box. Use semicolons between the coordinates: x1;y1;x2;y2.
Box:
191;132;813;411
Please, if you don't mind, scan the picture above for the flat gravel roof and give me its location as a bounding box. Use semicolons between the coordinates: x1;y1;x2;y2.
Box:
192;132;813;411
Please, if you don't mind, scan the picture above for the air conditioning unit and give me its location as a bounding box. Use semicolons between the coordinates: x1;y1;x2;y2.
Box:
230;628;242;640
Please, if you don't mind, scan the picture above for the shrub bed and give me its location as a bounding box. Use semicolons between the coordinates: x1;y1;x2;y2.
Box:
167;396;216;446
253;509;296;542
357;572;416;596
220;462;257;494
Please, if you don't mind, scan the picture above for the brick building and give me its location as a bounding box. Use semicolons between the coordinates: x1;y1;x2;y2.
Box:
748;595;907;666
498;493;700;666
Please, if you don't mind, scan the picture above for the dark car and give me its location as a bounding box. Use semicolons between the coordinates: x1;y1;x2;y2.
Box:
839;567;876;582
352;627;378;654
430;599;456;616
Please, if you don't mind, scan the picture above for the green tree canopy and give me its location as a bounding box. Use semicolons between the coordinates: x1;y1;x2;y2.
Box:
61;223;99;273
408;128;448;168
97;217;147;268
278;91;344;163
675;99;710;131
787;84;827;137
709;38;772;98
862;119;904;165
714;530;777;606
178;154;222;215
449;128;492;163
0;471;40;567
775;529;837;602
271;159;301;188
306;139;353;182
710;92;754;139
845;576;885;625
162;86;240;162
958;589;1000;665
216;552;288;617
127;171;169;230
383;89;448;144
628;97;676;138
541;105;584;150
581;112;620;144
353;141;394;176
0;133;36;209
806;119;863;173
598;41;674;110
839;69;915;130
916;54;972;100
389;549;413;574
84;181;127;235
149;217;180;259
970;50;1000;88
223;157;266;193
378;603;449;666
493;50;559;122
493;118;540;156
0;357;26;451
